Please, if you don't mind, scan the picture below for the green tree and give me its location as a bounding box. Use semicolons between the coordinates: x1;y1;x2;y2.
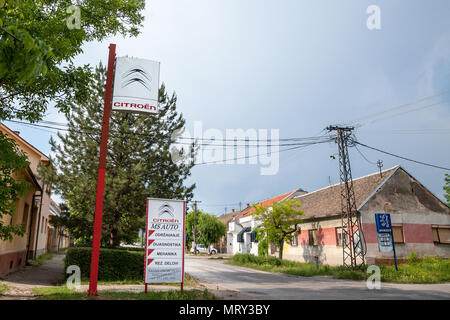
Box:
0;0;145;122
43;64;196;247
0;133;30;240
252;199;304;260
444;174;450;206
186;210;226;251
48;202;71;250
0;0;146;240
197;213;226;248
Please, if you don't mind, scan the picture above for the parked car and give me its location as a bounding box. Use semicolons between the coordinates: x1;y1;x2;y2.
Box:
190;244;218;255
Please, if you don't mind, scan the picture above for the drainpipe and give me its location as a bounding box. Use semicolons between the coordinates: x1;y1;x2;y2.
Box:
25;193;37;264
33;180;45;259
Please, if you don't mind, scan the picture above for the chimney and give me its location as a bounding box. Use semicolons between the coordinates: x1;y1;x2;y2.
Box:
13;131;20;135
246;203;250;207
232;209;235;212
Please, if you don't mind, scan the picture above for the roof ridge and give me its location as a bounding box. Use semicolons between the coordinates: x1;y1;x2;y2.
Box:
293;165;399;200
0;122;50;161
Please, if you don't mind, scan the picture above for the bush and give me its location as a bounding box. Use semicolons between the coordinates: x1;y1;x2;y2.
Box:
407;251;421;264
232;253;282;266
64;247;144;281
258;238;268;257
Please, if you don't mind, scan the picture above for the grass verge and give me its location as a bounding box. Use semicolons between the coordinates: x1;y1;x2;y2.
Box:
0;282;7;296
33;253;54;267
32;287;216;300
227;253;450;284
73;273;199;287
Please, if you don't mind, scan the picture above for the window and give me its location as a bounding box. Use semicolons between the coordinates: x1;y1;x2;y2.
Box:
22;203;30;230
432;227;439;243
250;231;258;243
392;225;404;243
237;227;251;243
432;226;450;244
336;227;345;246
291;234;298;246
41;217;45;233
309;230;318;246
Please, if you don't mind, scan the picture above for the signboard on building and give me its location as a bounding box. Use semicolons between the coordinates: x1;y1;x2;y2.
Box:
374;213;398;270
112;57;160;114
144;198;185;284
377;233;393;252
375;213;392;233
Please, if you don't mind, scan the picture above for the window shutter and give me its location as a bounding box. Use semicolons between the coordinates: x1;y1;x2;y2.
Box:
432;227;439;243
392;225;404;243
438;228;450;244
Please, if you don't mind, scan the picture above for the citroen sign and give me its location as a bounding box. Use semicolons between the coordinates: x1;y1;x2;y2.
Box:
112;57;160;114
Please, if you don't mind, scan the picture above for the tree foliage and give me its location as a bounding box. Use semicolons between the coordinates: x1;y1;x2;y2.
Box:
186;210;226;248
0;0;145;240
43;64;196;247
444;174;450;206
48;202;71;250
252;199;304;260
0;0;145;122
0;133;30;240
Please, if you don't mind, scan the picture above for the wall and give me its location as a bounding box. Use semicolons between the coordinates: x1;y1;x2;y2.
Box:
360;168;450;263
0;173;38;277
0;126;52;274
272;217;344;266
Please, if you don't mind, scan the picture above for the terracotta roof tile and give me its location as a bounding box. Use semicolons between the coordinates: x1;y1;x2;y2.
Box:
232;190;297;221
292;166;399;219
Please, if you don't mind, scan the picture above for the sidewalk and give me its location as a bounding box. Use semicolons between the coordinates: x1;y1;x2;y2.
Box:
0;252;216;300
0;253;66;300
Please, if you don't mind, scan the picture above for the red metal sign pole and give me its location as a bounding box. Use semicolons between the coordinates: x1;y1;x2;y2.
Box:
88;43;116;297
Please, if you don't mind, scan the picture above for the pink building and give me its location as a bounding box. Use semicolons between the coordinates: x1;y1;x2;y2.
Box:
279;166;449;265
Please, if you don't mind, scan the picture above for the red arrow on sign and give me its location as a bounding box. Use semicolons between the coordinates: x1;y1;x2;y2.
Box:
147;249;154;256
147;259;154;266
147;230;155;238
147;239;154;247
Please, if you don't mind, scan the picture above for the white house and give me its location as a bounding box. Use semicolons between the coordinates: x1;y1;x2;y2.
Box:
227;188;307;255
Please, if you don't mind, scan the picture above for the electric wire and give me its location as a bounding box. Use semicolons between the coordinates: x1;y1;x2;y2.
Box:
347;88;450;126
4;119;333;148
353;141;450;171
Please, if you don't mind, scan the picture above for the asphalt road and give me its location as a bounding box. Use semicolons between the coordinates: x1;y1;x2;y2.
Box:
185;255;450;300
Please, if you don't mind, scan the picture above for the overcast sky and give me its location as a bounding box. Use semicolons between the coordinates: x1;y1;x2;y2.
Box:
7;0;450;215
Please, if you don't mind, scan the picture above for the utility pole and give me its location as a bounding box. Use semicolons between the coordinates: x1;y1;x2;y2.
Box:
191;200;201;255
377;160;383;178
327;125;365;269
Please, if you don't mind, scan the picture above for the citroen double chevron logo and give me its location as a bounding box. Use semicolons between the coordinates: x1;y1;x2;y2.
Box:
121;66;151;92
158;203;174;217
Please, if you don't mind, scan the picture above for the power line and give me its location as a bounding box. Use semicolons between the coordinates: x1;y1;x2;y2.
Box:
348;88;450;126
353;144;378;165
194;140;333;165
353;141;450;171
361;129;450;135
19;119;330;142
4;119;334;167
360;99;450;126
4;119;333;148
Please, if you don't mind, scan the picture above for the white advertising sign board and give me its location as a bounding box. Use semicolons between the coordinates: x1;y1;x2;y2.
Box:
112;57;160;114
144;198;185;284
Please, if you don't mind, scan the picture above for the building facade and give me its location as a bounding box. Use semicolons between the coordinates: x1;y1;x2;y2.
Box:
227;166;450;266
276;166;450;265
227;188;307;255
0;124;54;277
